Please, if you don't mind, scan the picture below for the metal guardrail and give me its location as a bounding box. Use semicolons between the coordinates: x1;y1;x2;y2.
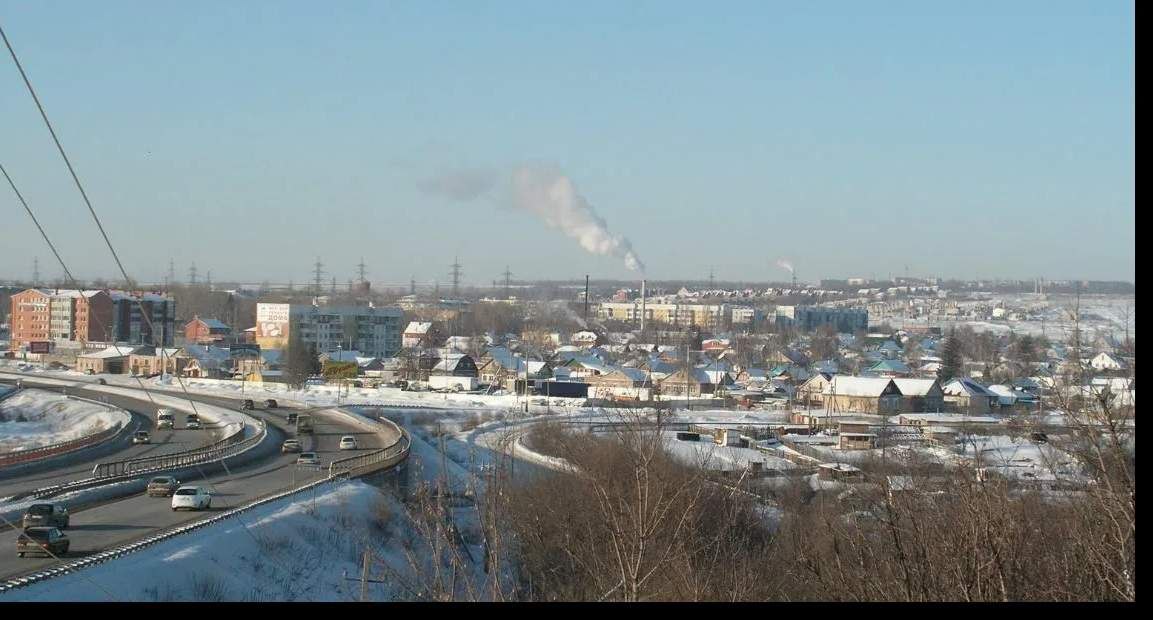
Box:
0;423;125;469
327;433;410;479
90;421;258;478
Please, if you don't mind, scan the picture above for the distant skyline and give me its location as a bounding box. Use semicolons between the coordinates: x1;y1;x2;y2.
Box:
1;2;1135;284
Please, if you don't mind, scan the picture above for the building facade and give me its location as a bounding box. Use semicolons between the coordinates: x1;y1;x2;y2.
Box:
9;289;116;351
595;301;733;329
254;302;404;358
775;305;868;333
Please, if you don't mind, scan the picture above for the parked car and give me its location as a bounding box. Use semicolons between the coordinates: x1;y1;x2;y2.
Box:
241;399;254;410
22;503;69;529
338;436;358;450
296;452;320;466
17;527;69;558
147;476;181;497
171;486;212;511
286;413;298;425
132;430;151;445
281;439;302;453
264;399;278;409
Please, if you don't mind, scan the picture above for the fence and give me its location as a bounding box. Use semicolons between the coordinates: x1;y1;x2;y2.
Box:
90;421;259;478
0;422;126;469
327;412;410;479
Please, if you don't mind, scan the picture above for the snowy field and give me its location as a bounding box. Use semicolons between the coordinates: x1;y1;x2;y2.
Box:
0;389;131;452
0;480;491;602
901;294;1135;340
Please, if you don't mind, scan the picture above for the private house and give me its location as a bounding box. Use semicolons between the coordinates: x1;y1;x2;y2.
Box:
75;345;142;375
867;359;912;378
823;376;904;414
941;378;998;414
659;367;734;397
585;367;653;400
128;347;189;376
401;322;440;349
892;378;945;412
183;316;232;345
181;345;233;379
796;372;834;408
1090;352;1128;372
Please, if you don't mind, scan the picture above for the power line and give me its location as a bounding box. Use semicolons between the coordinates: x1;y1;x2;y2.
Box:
1;162;79;284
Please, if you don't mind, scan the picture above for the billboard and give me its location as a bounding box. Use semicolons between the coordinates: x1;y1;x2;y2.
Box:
255;303;291;349
28;341;52;354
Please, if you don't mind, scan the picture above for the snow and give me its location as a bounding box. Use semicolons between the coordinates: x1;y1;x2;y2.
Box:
0;389;131;452
958;434;1081;482
663;433;797;472
0;481;482;602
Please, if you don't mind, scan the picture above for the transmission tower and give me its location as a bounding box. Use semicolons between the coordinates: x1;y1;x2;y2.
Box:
331;276;337;295
32;257;39;287
313;257;325;295
166;259;176;288
449;257;462;297
188;262;198;286
502;266;513;298
708;266;715;290
356;257;368;285
409;276;416;296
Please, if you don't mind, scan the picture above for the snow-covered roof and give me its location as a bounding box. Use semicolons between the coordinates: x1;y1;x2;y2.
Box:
78;346;135;359
892;378;939;396
403;321;432;335
942;377;996;398
869;359;911;374
825;376;899;397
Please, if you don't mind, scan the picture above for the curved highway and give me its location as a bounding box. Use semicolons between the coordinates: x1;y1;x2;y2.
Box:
0;378;385;581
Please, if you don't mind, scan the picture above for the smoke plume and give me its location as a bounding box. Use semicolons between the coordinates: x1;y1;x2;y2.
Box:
419;163;645;273
776;259;795;274
510;165;645;273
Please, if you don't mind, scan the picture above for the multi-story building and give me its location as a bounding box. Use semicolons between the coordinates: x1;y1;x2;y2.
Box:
775;305;868;333
8;288;175;352
254;302;404;358
595;301;733;329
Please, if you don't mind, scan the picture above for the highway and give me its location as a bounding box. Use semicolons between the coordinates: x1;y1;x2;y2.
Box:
0;378;392;581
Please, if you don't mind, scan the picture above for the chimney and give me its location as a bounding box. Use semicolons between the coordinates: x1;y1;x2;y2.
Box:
640;279;647;333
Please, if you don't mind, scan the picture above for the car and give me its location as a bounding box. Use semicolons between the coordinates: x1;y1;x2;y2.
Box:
296;452;320;466
22;503;69;529
186;418;202;430
147;476;181;497
171;486;212;511
241;399;254;410
157;408;175;429
285;412;298;425
338;436;358;450
97;378;107;385
281;439;302;453
264;399;278;409
17;527;69;558
132;430;151;445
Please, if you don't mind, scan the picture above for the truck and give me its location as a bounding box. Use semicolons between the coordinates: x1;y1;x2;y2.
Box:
295;414;314;434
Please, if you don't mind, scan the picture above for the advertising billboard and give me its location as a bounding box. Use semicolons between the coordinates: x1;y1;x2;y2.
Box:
28;341;52;354
255;303;291;349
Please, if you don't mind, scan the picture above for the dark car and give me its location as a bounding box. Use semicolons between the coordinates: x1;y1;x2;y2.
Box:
17;527;69;558
22;503;69;529
147;476;182;497
97;378;107;385
241;399;254;410
286;412;298;425
265;399;278;409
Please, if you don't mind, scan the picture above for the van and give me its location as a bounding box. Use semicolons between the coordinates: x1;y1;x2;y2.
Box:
156;408;175;429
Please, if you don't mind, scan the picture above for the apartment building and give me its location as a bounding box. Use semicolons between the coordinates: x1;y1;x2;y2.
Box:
8;288;175;351
254;302;404;358
775;305;869;333
595;301;733;329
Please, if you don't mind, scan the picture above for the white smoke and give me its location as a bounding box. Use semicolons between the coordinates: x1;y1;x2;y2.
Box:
776;259;795;274
419;163;645;273
510;165;645;273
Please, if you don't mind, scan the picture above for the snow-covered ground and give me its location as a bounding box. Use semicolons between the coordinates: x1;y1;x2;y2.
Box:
663;433;797;472
0;480;491;602
958;434;1082;482
0;389;131;452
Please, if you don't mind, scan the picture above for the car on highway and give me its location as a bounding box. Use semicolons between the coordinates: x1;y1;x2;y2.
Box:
286;412;298;425
147;476;182;497
22;503;69;529
186;417;202;430
296;452;320;466
241;399;254;410
132;430;151;444
281;439;302;453
265;399;278;409
171;486;212;511
17;527;69;558
157;408;175;429
338;435;358;450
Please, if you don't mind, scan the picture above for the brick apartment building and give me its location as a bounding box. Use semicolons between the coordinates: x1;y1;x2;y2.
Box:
8;288;175;352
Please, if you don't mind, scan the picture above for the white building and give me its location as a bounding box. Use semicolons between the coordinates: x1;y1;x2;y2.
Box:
254;302;403;358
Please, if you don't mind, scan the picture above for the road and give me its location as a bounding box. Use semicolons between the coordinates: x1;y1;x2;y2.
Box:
0;380;385;581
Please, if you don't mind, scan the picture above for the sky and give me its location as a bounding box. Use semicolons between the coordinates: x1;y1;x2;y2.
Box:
0;1;1135;287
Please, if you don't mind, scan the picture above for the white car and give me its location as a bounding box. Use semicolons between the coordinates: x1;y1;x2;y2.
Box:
338;436;358;450
170;486;212;511
296;452;320;466
186;419;202;430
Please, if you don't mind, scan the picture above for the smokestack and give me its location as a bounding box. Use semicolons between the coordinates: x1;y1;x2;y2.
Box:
584;275;590;323
792;272;797;290
640;279;647;333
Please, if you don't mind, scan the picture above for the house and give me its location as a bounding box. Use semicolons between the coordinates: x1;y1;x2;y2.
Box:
660;367;734;397
796;372;834;407
75;345;141;374
818;463;863;482
867;359;912;378
823;376;904;414
431;353;479;377
570;331;599;347
988;384;1039;408
128;347;189;376
941;378;998;414
839;433;877;450
184;316;232;345
892;378;945;412
1090;352;1128;372
238;349;284;382
401;322;438;349
181;345;234;379
585;367;653;400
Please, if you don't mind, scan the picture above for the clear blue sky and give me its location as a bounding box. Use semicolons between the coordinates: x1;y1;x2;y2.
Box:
0;1;1134;286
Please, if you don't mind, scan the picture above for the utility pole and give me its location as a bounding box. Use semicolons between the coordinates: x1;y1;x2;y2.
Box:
313;257;324;296
449;257;463;298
